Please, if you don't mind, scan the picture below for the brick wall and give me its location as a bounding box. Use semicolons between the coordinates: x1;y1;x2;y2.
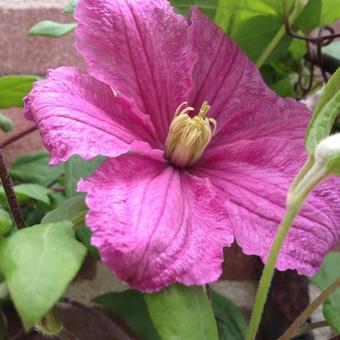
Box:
0;0;82;163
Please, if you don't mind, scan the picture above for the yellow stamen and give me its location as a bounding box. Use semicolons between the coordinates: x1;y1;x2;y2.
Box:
165;101;216;168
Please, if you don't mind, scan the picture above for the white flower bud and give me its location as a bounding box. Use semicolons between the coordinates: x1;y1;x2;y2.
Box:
315;133;340;170
288;134;340;208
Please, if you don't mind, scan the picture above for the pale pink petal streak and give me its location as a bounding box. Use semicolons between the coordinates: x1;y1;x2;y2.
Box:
192;138;340;276
24;67;158;165
78;154;233;292
75;0;196;142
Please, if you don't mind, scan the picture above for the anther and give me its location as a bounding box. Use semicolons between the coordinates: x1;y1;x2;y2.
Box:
165;101;216;168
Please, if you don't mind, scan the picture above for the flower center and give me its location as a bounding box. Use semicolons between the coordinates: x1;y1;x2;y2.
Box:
165;101;216;168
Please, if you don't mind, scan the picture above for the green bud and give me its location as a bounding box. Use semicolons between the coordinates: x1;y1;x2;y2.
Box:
0;113;13;132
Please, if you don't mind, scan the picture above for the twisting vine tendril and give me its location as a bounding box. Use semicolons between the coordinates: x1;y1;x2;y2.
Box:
284;14;340;96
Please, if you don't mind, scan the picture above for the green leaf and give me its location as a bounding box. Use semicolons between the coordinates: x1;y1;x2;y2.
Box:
0;184;53;205
0;221;86;330
0;75;39;109
171;0;218;18
215;0;275;34
310;252;340;332
320;0;340;25
42;196;99;259
252;0;310;67
294;0;321;33
259;0;295;17
290;0;311;20
94;290;161;340
22;206;50;227
272;79;295;97
306;92;340;154
42;195;87;224
288;37;307;61
64;0;78;13
323;299;340;332
231;15;291;64
28;21;77;38
64;156;104;198
144;284;219;340
211;289;248;340
306;68;340;153
260;52;300;90
214;0;312;66
0;209;13;236
75;226;99;260
0;113;13;132
10;151;64;186
312;67;340;118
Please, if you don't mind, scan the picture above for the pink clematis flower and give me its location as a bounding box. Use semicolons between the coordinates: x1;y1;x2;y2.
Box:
25;0;340;292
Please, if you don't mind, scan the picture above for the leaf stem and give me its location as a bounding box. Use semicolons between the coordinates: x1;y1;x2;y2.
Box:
0;148;25;229
256;25;286;68
245;206;300;340
246;160;329;340
280;279;340;339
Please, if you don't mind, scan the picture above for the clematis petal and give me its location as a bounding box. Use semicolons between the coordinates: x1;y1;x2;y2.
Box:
78;155;233;292
188;8;274;134
25;67;158;165
207;96;311;151
75;0;195;142
193;138;340;276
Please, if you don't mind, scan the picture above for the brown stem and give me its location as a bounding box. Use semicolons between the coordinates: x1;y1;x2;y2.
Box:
1;126;36;148
293;320;329;338
280;278;340;339
0;148;25;229
317;27;328;83
283;16;340;43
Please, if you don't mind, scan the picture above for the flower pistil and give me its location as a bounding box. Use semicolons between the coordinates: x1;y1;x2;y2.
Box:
165;101;216;168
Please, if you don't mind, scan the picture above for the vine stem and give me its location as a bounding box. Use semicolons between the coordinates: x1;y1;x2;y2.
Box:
0;148;25;228
280;279;340;339
1;126;36;148
245;206;300;340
